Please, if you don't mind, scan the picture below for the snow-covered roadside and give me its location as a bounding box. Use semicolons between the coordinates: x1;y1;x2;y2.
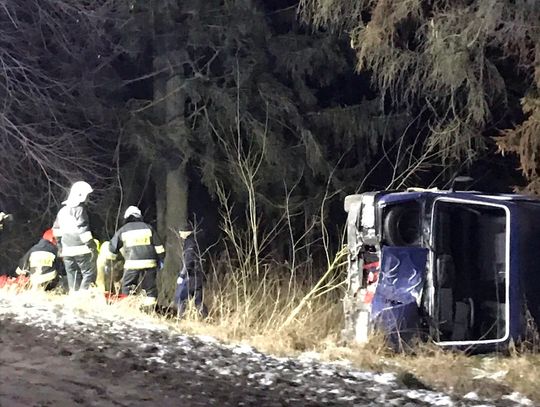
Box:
0;293;532;406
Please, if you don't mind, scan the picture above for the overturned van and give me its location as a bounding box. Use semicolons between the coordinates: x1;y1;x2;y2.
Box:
343;189;540;351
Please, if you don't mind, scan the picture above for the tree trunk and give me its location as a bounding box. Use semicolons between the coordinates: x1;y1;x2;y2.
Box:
152;4;189;304
160;163;188;301
154;165;167;239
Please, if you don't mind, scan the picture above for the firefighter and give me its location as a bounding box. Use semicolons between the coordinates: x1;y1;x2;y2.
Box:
109;206;164;306
174;224;208;318
15;229;63;290
53;181;97;292
96;240;123;294
0;212;12;231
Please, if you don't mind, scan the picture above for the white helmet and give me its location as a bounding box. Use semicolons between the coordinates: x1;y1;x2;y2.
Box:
63;181;93;206
124;205;142;219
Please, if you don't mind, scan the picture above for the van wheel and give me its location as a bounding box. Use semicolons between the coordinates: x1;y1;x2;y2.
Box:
383;205;421;246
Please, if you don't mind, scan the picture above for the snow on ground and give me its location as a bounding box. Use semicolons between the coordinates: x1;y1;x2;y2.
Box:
0;293;532;406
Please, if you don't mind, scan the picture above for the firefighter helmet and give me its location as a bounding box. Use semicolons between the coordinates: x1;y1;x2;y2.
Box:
42;228;56;245
63;181;93;206
124;206;142;219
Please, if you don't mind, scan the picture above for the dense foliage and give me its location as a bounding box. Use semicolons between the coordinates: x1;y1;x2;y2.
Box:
301;0;540;189
126;1;409;218
2;0;537;278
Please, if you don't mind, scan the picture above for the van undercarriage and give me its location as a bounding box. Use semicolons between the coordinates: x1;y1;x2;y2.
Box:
344;190;540;351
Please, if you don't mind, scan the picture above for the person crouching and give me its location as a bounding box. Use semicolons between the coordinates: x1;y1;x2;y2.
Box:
15;228;63;290
109;206;165;306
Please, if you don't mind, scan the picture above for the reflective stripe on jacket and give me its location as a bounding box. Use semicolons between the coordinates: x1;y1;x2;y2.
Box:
18;238;60;275
124;259;158;269
29;251;56;268
62;244;92;256
53;204;93;256
109;220;164;270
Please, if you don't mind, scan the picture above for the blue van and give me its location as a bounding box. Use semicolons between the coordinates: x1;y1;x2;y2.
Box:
343;188;540;351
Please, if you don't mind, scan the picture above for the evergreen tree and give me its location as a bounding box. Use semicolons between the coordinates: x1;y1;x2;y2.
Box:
300;0;540;187
112;1;414;295
126;0;409;223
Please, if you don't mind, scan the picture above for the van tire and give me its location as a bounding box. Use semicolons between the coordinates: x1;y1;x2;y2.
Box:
383;205;421;246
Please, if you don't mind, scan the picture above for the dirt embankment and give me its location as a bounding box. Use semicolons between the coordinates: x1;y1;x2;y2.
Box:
0;295;532;407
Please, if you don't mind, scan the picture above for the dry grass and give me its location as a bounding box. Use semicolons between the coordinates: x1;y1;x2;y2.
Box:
175;267;346;356
165;269;540;404
501;354;540;401
2;274;540;403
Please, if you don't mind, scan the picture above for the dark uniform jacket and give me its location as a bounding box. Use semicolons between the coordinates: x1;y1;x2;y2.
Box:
179;235;204;289
19;239;61;275
109;220;164;270
53;204;94;256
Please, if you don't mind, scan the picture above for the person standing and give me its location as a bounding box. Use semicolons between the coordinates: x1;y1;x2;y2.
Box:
109;206;164;306
174;224;207;317
53;181;97;292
